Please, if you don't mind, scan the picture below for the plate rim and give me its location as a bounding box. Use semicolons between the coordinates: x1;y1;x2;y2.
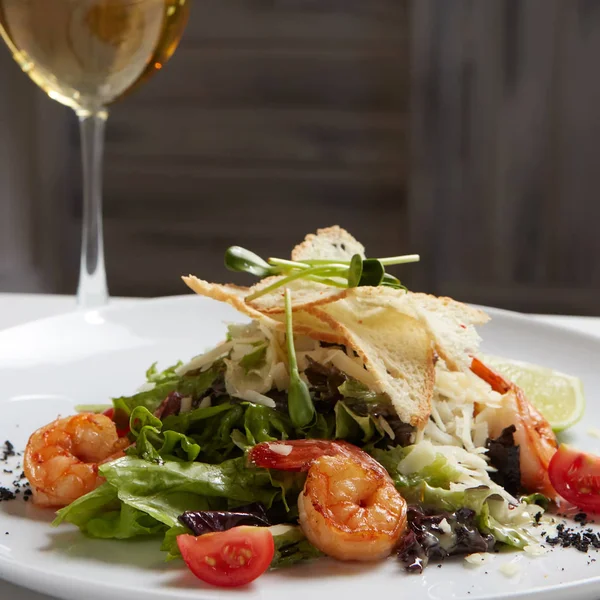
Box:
0;294;598;348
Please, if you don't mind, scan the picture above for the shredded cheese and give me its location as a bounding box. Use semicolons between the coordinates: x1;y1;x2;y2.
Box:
198;396;211;409
176;341;234;375
180;396;192;413
464;553;494;566
499;562;521;577
439;518;452;534
233;389;276;408
378;416;396;440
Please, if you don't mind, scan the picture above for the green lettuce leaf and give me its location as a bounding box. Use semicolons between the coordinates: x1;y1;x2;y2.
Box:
53;483;119;529
83;503;166;539
99;456;284;527
338;380;414;445
188;404;245;463
161;524;190;560
244;404;292;445
127;406;205;463
113;366;220;415
239;344;268;373
400;482;499;514
161;402;233;434
520;493;550;510
338;379;388;405
270;525;322;569
334;401;378;443
305;412;336;440
478;502;535;549
371;446;502;513
371;445;462;490
146;361;183;384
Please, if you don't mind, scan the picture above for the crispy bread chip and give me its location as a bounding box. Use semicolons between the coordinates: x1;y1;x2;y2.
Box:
182;276;282;328
291;225;365;262
407;293;489;371
307;289;435;428
246;276;349;315
270;310;346;345
182;275;344;343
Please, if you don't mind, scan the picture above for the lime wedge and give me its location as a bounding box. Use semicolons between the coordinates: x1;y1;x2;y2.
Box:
479;354;585;433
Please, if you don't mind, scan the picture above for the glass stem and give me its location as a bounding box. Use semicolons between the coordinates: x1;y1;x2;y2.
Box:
76;108;109;308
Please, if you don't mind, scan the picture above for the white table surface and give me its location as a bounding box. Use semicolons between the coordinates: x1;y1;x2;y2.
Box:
1;292;600;600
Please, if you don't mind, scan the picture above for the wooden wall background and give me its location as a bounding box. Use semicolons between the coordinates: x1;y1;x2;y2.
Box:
1;0;600;314
411;0;600;315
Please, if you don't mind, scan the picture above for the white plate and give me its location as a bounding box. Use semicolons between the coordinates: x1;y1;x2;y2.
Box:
1;296;599;600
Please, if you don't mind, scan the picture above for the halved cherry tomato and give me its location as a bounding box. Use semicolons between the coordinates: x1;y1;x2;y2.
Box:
177;526;274;588
102;407;130;438
548;444;600;513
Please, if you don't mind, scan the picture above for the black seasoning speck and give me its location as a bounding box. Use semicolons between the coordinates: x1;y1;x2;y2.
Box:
1;441;15;462
534;512;542;525
574;513;588;524
0;487;16;501
545;522;600;552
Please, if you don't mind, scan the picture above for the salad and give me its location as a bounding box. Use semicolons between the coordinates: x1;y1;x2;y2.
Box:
21;226;600;588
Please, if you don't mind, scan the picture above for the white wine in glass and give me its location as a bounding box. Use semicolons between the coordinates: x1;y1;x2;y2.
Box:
0;0;190;307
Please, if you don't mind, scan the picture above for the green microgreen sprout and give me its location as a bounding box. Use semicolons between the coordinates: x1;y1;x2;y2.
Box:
223;245;419;300
358;258;385;287
347;254;363;288
224;246;275;278
284;288;315;429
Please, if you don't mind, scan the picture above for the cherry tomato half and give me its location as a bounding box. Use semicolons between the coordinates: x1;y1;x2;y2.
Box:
177;526;274;588
102;407;130;438
548;444;600;513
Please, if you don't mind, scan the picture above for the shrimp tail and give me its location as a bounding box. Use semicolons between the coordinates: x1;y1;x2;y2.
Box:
248;440;347;471
471;357;559;500
471;357;512;394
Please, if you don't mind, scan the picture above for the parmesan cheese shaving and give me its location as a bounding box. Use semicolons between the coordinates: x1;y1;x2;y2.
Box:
176;341;234;375
523;544;548;557
267;443;293;456
464;553;494;566
439;518;452;534
233;390;276;408
198;396;211;409
378;416;396;440
499;562;521;577
136;381;156;393
180;396;192;413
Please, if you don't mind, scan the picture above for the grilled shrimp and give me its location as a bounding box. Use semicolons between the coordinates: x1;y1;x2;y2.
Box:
24;413;129;508
471;357;558;499
249;439;407;561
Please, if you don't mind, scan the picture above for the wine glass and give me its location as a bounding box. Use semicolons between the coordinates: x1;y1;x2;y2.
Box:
0;0;190;307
